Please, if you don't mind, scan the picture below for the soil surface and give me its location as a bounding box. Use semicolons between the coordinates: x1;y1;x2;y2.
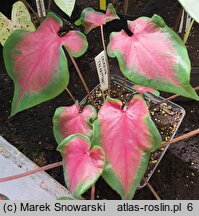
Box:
0;0;199;200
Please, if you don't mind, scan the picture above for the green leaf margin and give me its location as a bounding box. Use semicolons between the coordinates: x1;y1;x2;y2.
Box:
107;15;198;100
53;103;97;144
93;96;162;199
57;134;105;198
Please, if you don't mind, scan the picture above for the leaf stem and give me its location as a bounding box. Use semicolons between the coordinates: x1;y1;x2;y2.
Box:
47;0;52;12
159;128;199;149
102;91;106;102
174;7;183;32
183;19;195;44
100;25;110;95
91;184;96;200
21;0;41;21
124;0;129;15
143;178;161;200
65;47;90;95
150;86;199;110
66;88;76;103
0;162;62;183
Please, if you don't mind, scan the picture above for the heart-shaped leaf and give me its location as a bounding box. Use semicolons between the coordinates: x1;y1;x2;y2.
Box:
53;103;97;144
57;134;105;197
76;3;119;33
3;12;88;116
95;96;162;199
133;85;160;96
108;15;198;100
0;1;35;46
178;0;199;23
54;0;76;17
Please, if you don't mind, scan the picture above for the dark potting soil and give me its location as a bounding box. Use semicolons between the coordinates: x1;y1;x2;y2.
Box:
0;0;199;200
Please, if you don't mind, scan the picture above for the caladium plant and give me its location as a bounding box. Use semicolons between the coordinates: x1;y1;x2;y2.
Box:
55;96;162;199
108;15;198;100
3;12;88;116
53;103;97;144
57;134;105;198
93;96;162;199
2;1;199;201
76;3;119;33
76;3;120;94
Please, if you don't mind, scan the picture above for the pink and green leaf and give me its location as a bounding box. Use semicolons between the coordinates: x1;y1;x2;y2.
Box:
53;103;97;144
108;15;198;100
76;3;119;33
133;85;160;96
57;134;105;197
3;12;88;116
95;96;162;199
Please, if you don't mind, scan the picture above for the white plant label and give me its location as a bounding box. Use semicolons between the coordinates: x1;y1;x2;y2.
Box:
95;51;109;92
